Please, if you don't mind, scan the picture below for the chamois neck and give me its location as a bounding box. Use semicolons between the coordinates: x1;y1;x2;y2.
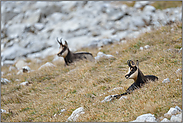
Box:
65;49;72;58
135;69;147;84
64;49;73;65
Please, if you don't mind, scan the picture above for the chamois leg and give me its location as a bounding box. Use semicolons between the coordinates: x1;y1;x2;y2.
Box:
113;83;139;99
113;92;129;99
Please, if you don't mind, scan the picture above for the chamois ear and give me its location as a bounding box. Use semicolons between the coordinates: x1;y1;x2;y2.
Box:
136;60;139;68
65;40;68;46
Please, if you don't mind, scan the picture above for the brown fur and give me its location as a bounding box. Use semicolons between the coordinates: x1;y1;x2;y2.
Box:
57;38;94;66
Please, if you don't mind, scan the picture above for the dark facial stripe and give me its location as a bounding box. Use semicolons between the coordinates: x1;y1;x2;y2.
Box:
125;66;137;78
59;46;67;55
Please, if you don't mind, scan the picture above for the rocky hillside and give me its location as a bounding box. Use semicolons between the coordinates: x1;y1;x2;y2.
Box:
1;1;182;66
1;1;182;122
1;21;182;122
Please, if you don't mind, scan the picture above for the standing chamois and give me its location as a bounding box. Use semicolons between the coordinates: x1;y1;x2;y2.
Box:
114;60;158;99
57;38;94;66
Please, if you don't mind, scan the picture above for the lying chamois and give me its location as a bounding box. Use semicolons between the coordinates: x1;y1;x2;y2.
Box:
57;38;94;66
114;60;158;99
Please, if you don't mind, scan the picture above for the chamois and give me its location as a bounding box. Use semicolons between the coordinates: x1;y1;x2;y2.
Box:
114;60;158;99
57;38;94;66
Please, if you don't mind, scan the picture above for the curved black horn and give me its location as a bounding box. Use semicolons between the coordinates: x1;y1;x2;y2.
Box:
127;60;135;67
57;37;63;45
65;40;68;46
127;60;131;67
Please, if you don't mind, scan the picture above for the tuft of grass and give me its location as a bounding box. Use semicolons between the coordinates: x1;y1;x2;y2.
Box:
151;1;182;10
1;22;182;122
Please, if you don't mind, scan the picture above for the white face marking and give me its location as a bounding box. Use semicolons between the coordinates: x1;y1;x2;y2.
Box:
61;49;68;58
57;46;68;58
125;67;138;80
129;70;138;79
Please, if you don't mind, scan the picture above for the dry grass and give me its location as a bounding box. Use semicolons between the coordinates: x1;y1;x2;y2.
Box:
111;1;182;10
1;22;182;122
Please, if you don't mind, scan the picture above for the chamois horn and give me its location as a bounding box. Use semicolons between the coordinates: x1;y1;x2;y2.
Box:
127;60;135;67
57;37;63;45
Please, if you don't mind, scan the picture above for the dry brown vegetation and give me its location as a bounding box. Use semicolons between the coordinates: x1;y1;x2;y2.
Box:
111;1;182;10
1;22;182;122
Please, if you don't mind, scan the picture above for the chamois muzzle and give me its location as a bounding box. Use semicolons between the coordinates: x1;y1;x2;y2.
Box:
125;74;130;79
57;53;61;57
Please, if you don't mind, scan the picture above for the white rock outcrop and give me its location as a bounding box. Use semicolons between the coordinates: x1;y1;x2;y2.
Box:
161;118;170;122
162;78;170;83
19;81;29;86
1;1;182;65
95;52;114;62
131;113;157;122
1;78;11;85
164;106;182;117
67;107;85;122
1;109;7;113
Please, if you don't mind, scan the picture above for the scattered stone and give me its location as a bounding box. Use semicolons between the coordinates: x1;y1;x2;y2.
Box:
53;114;57;117
1;78;10;85
140;47;144;50
119;96;127;100
38;62;56;70
20;81;29;86
134;1;152;9
15;59;28;70
95;52;115;62
131;113;157;122
144;45;150;49
6;24;26;39
17;70;23;75
161;118;170;122
59;109;67;115
9;66;17;71
176;68;182;74
1;72;4;76
2;60;15;66
175;106;182;112
1;109;7;113
34;23;45;31
178;47;182;53
164;107;180;117
22;66;31;73
162;78;170;83
67;107;85;122
101;95;115;102
170;113;182;122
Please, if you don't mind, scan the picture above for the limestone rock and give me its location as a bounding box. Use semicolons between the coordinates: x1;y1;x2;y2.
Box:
67;107;85;122
162;78;170;83
1;78;11;85
131;113;157;122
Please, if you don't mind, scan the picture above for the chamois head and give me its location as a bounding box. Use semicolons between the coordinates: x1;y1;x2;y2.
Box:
125;60;139;80
57;38;69;58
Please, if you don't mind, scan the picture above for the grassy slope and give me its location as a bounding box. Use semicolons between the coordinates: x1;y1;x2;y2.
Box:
111;1;182;10
1;22;182;122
